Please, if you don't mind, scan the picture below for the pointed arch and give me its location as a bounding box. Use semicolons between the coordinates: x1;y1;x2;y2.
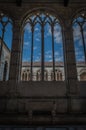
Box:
72;9;86;81
21;9;65;81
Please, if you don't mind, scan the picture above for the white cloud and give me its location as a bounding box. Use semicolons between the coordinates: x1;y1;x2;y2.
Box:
45;54;52;59
54;30;62;44
45;50;52;60
24;23;31;33
47;24;62;44
78;39;83;46
75;50;84;56
73;25;81;41
34;56;40;62
35;28;39;31
45;51;52;55
33;46;37;50
22;57;31;62
75;47;85;61
36;38;40;41
35;32;41;41
76;55;85;62
47;27;51;36
55;56;63;61
54;52;59;56
38;52;41;56
45;51;63;61
24;42;30;46
73;24;86;47
44;24;52;38
48;59;53;62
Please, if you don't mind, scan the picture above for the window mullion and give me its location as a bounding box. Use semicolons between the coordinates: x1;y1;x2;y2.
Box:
0;26;5;63
21;30;24;80
31;25;34;81
51;24;55;81
41;23;44;81
80;26;86;63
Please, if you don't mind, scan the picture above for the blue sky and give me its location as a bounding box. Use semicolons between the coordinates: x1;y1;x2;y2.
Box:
0;15;86;64
0;17;12;50
22;15;86;63
22;18;64;63
73;17;86;62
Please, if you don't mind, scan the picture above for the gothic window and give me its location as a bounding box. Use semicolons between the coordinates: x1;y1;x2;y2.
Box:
73;12;86;81
0;13;13;81
22;11;64;81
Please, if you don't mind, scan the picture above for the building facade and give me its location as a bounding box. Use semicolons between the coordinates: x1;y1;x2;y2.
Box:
21;62;86;81
0;39;10;81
